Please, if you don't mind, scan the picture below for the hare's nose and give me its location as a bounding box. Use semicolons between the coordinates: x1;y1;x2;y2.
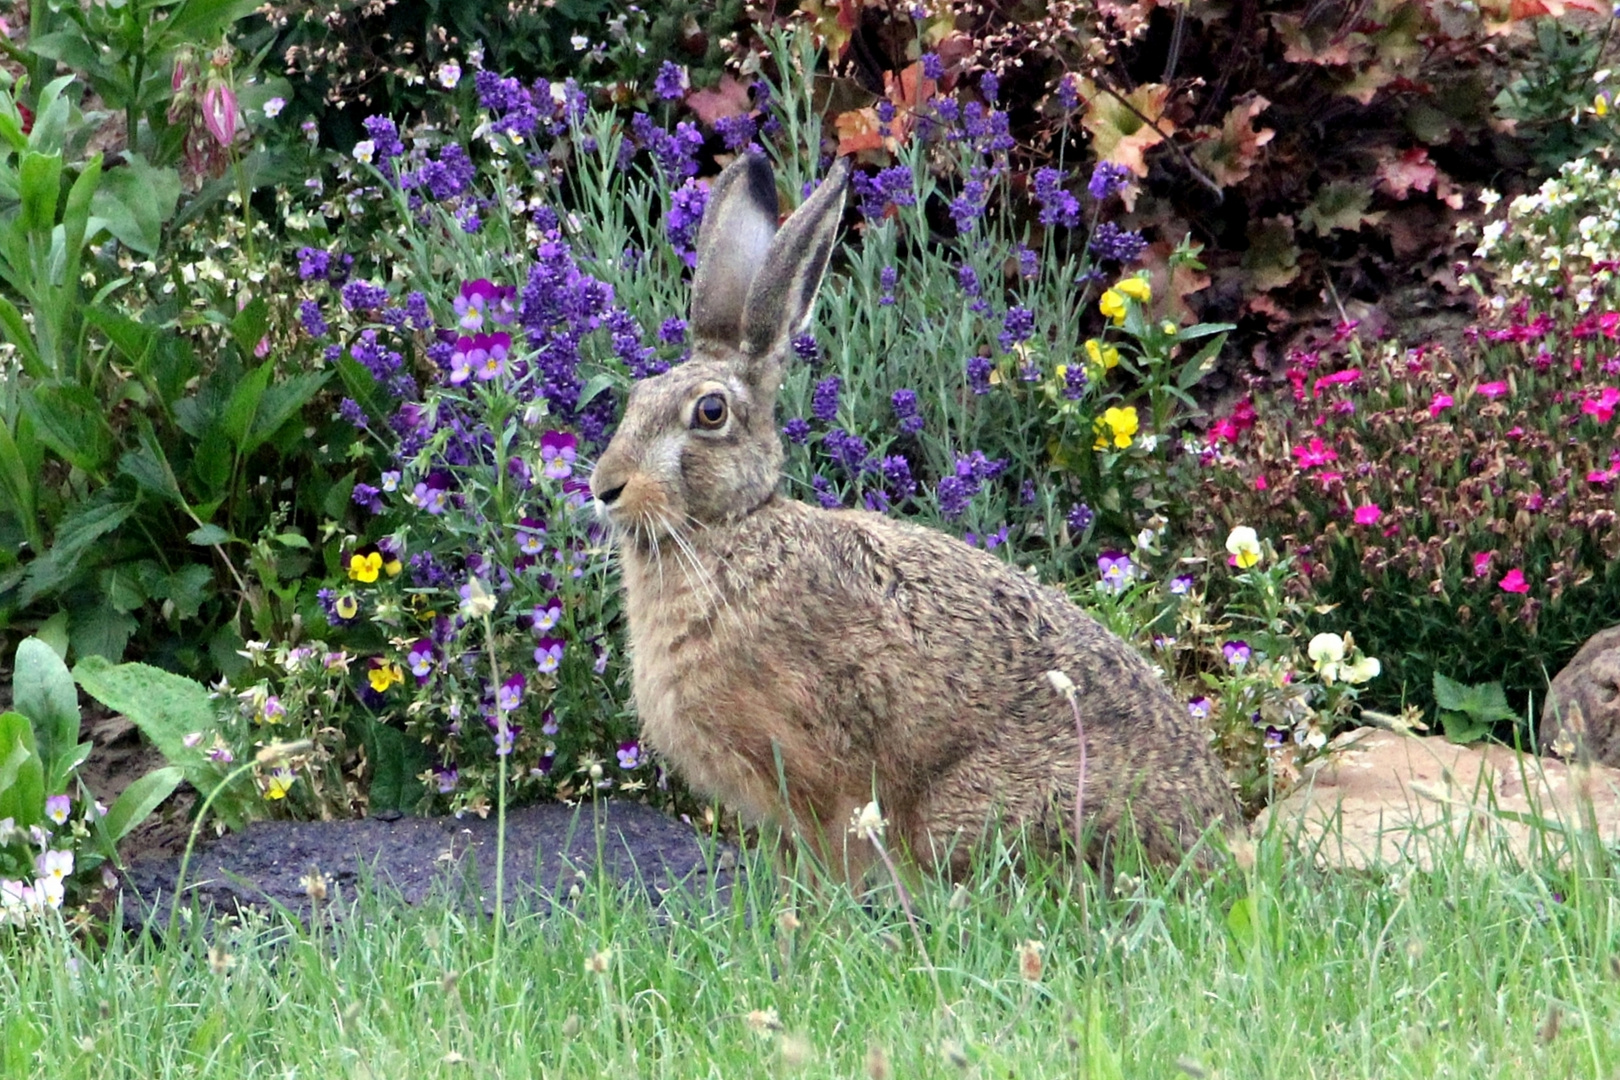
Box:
595;482;626;505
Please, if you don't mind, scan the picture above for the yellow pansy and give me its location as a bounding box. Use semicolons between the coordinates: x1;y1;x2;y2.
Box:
348;551;383;583
1084;338;1120;376
383;554;403;577
335;594;360;620
264;768;295;801
1092;405;1139;450
1099;289;1128;324
1596;93;1610;118
1115;276;1152;303
368;662;404;693
1225;526;1263;569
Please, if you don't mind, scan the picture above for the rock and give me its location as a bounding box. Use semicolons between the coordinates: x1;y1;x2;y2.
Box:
1541;625;1620;766
1255;727;1620;870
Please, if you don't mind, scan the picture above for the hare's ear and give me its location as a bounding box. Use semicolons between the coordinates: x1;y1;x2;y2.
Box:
691;153;781;348
740;155;851;360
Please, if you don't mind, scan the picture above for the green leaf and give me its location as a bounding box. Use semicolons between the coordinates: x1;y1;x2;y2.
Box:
0;712;43;827
187;524;230;545
61;153;101;288
1431;673;1519;724
577;370;620;411
1176;333;1227;392
19;383;116;475
25;77;75;157
1438;711;1492;746
0;295;46;378
83;305;156;371
12;636;79;789
0;418;39;549
364;720;429;816
242;370;327;456
17;495;136;608
102;765;182;844
69;600;137;662
1225;895;1254;950
89;155;181;257
228;297;271;362
17;151;63;234
73;656;248;830
161;0;263;43
221;362;273;451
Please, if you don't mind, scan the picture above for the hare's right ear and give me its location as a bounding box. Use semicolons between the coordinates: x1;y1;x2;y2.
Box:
691;153;781;348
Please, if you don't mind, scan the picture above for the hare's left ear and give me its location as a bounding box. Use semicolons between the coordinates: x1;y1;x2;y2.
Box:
740;155;851;360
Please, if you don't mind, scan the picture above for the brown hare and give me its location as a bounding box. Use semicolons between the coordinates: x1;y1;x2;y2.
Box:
590;151;1238;881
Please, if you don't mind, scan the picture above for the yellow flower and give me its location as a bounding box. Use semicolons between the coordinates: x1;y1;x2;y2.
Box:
1092;405;1139;450
1115;276;1152;303
1596;93;1610;118
368;662;403;693
1084;338;1120;376
1225;525;1263;569
264;767;294;801
335;594;360;620
383;554;403;577
348;551;383;583
1099;289;1128;324
1161;320;1178;336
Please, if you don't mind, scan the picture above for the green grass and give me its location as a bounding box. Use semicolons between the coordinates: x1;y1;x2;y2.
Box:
4;822;1618;1079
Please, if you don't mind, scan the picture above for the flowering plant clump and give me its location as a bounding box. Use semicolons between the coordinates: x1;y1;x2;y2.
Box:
1198;155;1620;715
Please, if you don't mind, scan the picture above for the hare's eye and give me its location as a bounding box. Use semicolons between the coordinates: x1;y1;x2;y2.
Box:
693;393;728;430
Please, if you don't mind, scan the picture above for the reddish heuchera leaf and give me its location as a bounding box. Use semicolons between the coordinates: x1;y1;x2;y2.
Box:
835;62;940;158
1080;81;1174;179
798;0;862;61
686;75;752;126
1271;13;1367;66
834;107;887;156
1241;216;1302;292
1191;94;1275;187
1377;147;1438;201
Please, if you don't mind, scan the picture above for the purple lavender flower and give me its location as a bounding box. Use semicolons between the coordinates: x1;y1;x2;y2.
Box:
811;474;841;508
980;71;1000;103
879;265;898;305
1055;75;1080;111
339;398;368;430
658;317;687;345
792;334;821;364
957;264;982;297
653;61;688;101
784;417;811;444
351;481;383;514
1090;222;1148;264
716;112;758;151
921;53;945;81
341;281;390;313
1033;167;1080;228
881;455;916;498
299;299;328;338
1067;503;1094;533
935;475;973;520
1064;365;1088;400
812;376;842;423
297;247;331;281
1088;162;1132;201
999;306;1036;352
966;355;993;395
891;389;924;434
667;178;710;269
822;428;870;474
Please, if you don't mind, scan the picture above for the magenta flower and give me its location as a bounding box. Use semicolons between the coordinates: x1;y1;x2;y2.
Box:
1476;380;1510;399
1291;437;1338;470
1581;387;1620;423
1428;392;1454;418
534;637;565;674
1353;504;1382;525
1472;552;1492;579
454;279;514;331
1312;369;1361;396
201;82;238;147
1222;640;1252;667
540;431;578;480
1499;568;1530;594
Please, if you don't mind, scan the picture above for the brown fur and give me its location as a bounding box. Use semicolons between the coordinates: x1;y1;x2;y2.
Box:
591;152;1238;880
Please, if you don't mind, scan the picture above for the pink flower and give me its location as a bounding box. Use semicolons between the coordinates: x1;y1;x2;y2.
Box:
1581;387;1620;423
201;82;238;148
1314;470;1342;488
1312;369;1361;396
1472;552;1492;579
1476;380;1509;399
1587;467;1616;486
1291;437;1338;470
1254;473;1268;491
1353;504;1381;525
1499;568;1530;594
1428;392;1454;418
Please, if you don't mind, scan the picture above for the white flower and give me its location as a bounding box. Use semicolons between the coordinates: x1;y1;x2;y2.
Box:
571;34;589;51
352;139;376;165
36;849;73;883
1307;633;1346;683
1225;525;1262;569
1478;189;1501;209
40;876;64;910
263;96;286;119
849;800;887;843
1341;655;1381;684
437;62;461;89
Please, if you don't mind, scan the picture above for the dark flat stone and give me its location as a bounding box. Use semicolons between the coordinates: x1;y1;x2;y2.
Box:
117;800;737;930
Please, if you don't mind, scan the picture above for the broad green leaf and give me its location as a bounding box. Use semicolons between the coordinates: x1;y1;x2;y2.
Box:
161;0;263;43
1176;333;1226;392
221;363;273;451
364;719;429;816
19;383;116;475
83;305;156;370
17;151;63;234
73;656;248;830
61;154;101;288
102;765;182;844
23;78;74;155
89;155;181;256
0;418;39;549
68;600;137;662
228;296;270;361
12;636;80;788
17;495;136;607
187;524;230;545
577;371;620;410
242;371;328;456
0;296;45;377
0;712;43;827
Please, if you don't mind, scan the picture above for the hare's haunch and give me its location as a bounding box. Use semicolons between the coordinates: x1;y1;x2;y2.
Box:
591;152;1237;879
